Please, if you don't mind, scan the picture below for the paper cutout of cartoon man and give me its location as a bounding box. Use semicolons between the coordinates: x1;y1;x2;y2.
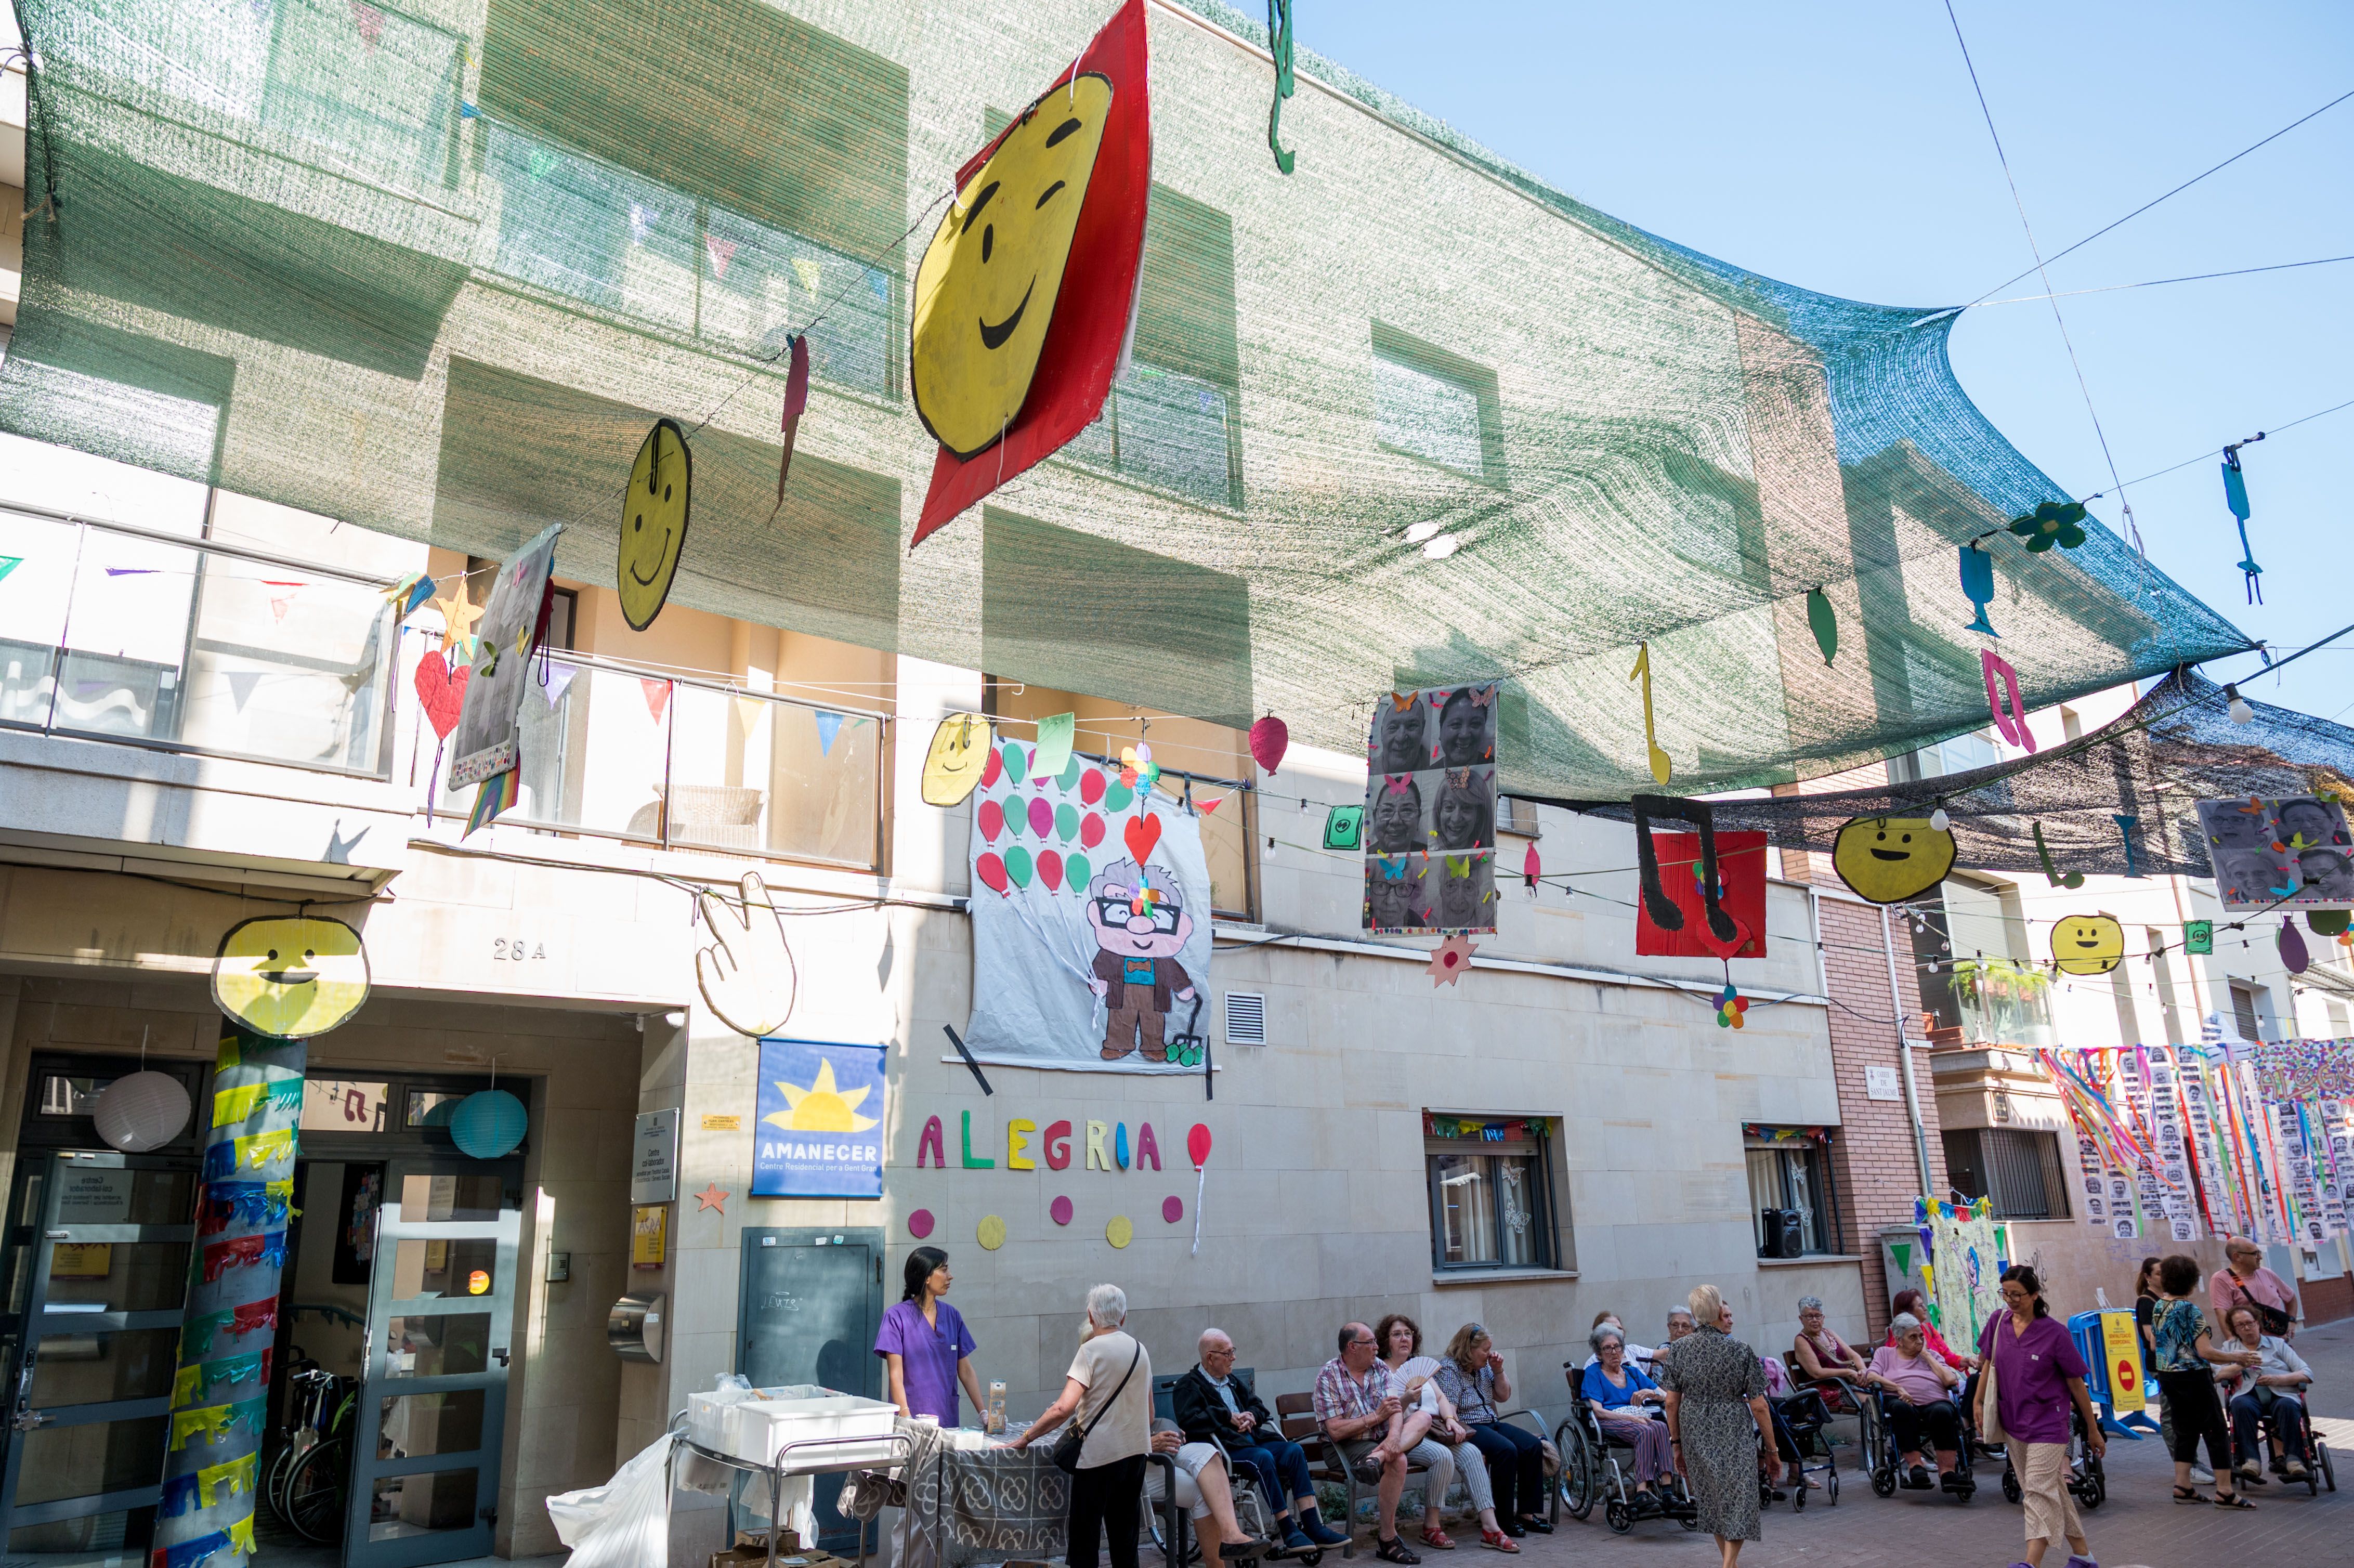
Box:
1083;857;1198;1062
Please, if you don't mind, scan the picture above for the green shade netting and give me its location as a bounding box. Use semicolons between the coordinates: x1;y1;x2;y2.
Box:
0;0;2250;795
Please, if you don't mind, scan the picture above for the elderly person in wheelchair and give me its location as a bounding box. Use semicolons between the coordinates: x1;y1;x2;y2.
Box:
2216;1302;2316;1483
1579;1324;1678;1514
1148;1420;1273;1562
1863;1312;1969;1496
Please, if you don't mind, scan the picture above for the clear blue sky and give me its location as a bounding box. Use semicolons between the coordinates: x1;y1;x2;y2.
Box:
1300;1;2353;721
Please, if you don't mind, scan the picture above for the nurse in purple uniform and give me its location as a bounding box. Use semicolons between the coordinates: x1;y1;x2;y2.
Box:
877;1245;986;1424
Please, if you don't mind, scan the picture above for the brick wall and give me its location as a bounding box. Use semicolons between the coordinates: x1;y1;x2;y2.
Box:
1777;777;1948;1340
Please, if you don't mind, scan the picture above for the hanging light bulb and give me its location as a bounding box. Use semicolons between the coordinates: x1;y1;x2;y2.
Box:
2225;683;2254;725
1929;806;1951;832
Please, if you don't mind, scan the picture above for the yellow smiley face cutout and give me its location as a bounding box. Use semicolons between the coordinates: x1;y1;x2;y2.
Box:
911;75;1114;458
2054;913;2126;975
921;713;997;806
213;916;371;1039
1830;815;1957;905
617;419;691;631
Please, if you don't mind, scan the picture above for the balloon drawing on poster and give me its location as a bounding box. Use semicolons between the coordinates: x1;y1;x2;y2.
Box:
2196;794;2354;910
1363;683;1500;935
964;752;1214;1075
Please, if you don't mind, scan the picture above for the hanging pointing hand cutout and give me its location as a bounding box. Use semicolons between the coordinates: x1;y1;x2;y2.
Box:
695;873;799;1037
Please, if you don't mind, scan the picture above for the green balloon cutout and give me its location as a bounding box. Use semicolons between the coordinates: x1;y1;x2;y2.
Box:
1001;793;1024;838
1057;756;1083;793
1807;587;1838;668
1056;802;1079;843
1065;850;1092;894
1000;741;1027;782
1004;845;1034;888
1104;780;1134;813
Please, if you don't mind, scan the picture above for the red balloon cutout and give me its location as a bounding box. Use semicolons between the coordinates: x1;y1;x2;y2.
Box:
1249;714;1288;776
1186;1123;1212;1168
976;852;1009;895
1080;812;1106;849
1037;848;1064;893
1079;768;1106;805
977;799;1005;842
981;747;1003;788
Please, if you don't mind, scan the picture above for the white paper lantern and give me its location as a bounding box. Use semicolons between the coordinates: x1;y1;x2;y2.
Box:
93;1070;192;1152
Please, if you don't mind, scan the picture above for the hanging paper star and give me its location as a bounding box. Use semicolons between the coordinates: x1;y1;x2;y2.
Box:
1428;933;1477;987
433;590;483;643
694;1183;729;1215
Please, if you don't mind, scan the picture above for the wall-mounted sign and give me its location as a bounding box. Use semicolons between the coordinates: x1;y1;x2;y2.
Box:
752;1039;884;1199
1864;1064;1902;1103
701;1114;742;1132
632;1205;668;1270
631;1108;679;1204
56;1167;133;1224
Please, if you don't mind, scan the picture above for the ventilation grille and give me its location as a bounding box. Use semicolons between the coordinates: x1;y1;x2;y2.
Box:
1224;991;1266;1047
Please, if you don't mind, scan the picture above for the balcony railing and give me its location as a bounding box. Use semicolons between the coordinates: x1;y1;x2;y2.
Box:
1948;957;2059;1048
0;504;399;775
413;641;887;873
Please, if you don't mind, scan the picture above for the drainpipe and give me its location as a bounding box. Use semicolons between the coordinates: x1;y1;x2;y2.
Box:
1881;903;1935;1197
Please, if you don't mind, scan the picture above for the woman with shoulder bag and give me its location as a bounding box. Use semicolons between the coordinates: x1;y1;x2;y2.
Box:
1014;1284;1161;1568
1977;1264;2107;1568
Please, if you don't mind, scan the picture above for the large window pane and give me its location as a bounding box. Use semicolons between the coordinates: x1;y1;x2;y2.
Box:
1433;1151;1497;1266
1377;356;1483;475
263;0;462;190
1494;1153;1540;1266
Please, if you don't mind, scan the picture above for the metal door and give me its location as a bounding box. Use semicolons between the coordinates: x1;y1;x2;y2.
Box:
0;1149;198;1565
737;1228;883;1550
343;1158;521;1568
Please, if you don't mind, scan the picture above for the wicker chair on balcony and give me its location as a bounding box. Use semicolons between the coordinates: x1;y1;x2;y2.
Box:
624;783;765;847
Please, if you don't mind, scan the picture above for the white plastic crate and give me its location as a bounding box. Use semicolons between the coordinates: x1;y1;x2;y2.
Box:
694;1384;899;1470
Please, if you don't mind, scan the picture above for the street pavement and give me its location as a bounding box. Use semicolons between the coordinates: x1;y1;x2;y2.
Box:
1429;1316;2349;1568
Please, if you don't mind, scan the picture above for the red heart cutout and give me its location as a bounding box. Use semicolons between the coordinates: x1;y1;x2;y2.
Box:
1123;812;1162;865
413;650;470;739
1691;909;1752;962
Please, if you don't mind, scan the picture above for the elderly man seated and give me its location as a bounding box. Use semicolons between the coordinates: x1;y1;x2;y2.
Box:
1173;1329;1349;1551
1313;1322;1460;1565
2217;1302;2317;1482
1148;1420;1270;1561
1863;1311;1966;1491
1790;1295;1871;1412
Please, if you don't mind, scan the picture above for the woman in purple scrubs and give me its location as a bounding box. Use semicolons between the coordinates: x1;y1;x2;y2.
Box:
877;1246;986;1424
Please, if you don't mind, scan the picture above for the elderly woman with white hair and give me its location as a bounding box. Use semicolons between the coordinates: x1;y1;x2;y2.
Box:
1658;1284;1771;1568
1863;1311;1966;1490
1014;1284;1155;1568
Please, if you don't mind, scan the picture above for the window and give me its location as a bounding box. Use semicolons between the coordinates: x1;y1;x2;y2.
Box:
2329;1000;2350;1037
1424;1115;1559;1272
1744;1129;1840;1256
2230;982;2266;1042
1942;1128;2069;1220
1372;322;1502;484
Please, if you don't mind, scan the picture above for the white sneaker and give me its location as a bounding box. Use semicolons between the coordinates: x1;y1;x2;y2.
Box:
2190;1466;2215;1485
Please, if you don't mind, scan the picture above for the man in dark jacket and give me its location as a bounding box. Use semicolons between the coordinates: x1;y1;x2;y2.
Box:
1172;1329;1348;1551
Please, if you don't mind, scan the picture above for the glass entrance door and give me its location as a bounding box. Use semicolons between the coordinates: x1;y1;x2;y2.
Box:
343;1159;520;1568
0;1150;197;1566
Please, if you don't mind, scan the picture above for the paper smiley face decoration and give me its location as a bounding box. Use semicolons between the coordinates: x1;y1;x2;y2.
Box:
913;76;1114;459
1832;814;1956;905
618;419;691;632
921;713;998;807
2051;913;2126;975
213;916;371;1039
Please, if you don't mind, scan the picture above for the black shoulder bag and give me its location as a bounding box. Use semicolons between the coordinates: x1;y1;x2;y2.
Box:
1053;1341;1143;1474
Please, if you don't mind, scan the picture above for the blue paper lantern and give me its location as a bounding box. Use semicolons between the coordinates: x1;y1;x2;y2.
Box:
450;1089;527;1159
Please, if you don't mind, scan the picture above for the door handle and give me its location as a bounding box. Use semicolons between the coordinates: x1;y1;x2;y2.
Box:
42;1231;68;1241
492;1348;509;1367
11;1409;47;1432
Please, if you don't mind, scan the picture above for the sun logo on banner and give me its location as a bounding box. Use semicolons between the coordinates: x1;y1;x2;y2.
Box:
762;1058;880;1134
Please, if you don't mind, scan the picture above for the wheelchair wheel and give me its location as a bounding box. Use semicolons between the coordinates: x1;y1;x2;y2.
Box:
1553;1419;1596;1521
1871;1465;1897;1498
2000;1467;2020;1503
1826;1465;1839;1506
2317;1440;2335;1492
1603;1498;1631;1535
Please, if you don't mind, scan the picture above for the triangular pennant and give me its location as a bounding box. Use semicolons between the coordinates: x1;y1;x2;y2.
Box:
539;660;578;709
641;678;672;723
224;671;261;712
704;236;738;279
0;556;19;584
349;1;383;50
734;695;766;735
791;257;823;295
814;710;844;756
1891;1240;1911;1277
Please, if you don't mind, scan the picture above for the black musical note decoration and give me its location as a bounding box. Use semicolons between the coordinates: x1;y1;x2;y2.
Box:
1631;794;1742;947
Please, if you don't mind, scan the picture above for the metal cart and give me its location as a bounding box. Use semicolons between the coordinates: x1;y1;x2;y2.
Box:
665;1419;916;1568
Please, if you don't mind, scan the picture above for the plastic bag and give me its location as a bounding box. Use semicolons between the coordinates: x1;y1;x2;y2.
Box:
546;1429;673;1564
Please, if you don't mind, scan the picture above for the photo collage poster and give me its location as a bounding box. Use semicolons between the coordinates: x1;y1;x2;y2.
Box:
2194;795;2354;910
1363;682;1500;934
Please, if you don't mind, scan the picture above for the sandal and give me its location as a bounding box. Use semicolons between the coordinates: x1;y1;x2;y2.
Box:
1478;1530;1519;1554
1375;1537;1422;1565
2214;1493;2256;1510
2174;1486;2211;1504
1418;1526;1457;1551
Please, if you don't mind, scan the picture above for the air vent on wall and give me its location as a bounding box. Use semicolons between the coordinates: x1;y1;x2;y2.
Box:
1224;991;1266;1047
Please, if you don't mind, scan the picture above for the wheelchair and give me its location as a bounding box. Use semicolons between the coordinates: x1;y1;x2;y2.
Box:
1864;1388;1975;1502
1996;1402;2104;1510
2237;1393;2339;1497
1766;1384;1842;1510
1551;1362;1701;1536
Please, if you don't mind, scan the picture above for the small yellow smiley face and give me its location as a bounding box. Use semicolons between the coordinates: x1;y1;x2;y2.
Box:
2054;913;2126;975
911;75;1114;458
617;419;691;631
1831;815;1957;904
213;917;371;1039
921;713;997;806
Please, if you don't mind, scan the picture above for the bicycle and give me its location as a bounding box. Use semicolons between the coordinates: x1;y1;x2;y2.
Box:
271;1363;360;1543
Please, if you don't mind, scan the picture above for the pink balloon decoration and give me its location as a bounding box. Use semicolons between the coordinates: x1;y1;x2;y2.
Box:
976;852;1009;895
1161;1195;1184;1224
1249;714;1289;776
909;1209;935;1239
1037;849;1064;893
1028;796;1055;838
1080;768;1106;805
1080;812;1106;850
977;799;1004;842
1186;1123;1212;1168
1050;1195;1073;1226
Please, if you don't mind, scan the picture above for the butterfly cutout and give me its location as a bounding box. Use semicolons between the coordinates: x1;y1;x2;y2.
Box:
1375;858;1410;882
1445;854;1473;878
1384;775;1414;796
1391;691;1416;712
1470;685;1495;707
1445;768;1476;789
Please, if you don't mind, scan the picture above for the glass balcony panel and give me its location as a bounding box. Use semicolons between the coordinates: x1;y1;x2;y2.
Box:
700;207;893;399
662;683;881;867
262;0;462;192
178;553;393;770
485;124;700;336
1115;367;1233;507
1950;957;2058;1047
0;511;82;729
508;660;673;842
49;529;199;743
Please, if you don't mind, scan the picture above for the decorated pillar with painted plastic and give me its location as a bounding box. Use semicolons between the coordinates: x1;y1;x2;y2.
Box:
154;1027;305;1567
